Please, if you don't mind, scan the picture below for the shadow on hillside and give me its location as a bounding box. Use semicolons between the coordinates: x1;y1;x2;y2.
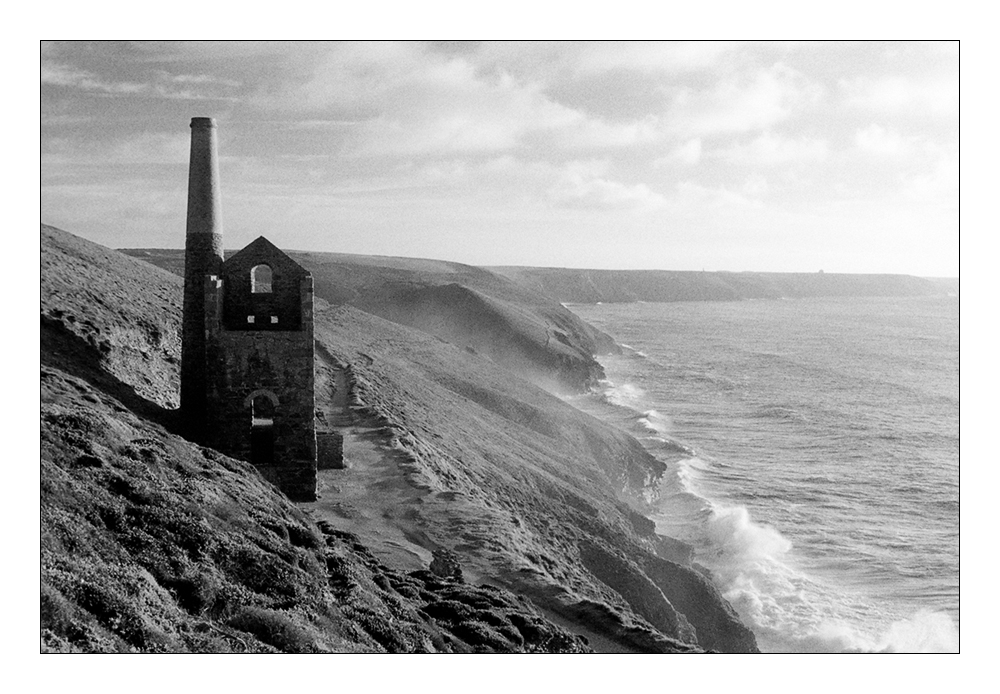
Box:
41;315;181;433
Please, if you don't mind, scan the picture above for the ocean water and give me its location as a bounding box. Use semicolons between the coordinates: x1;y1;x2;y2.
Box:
570;296;959;653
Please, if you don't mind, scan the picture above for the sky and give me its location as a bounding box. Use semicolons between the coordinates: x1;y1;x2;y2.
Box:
40;40;959;276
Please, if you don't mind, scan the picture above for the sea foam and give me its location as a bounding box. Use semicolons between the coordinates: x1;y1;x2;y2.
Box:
598;374;958;653
657;468;960;653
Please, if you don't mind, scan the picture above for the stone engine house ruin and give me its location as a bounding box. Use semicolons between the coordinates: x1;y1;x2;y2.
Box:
181;117;317;501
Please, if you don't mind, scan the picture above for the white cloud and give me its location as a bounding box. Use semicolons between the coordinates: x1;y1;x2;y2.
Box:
260;43;662;157
655;138;702;167
42;60;236;101
902;156;959;202
42;62;147;95
166;72;241;87
547;161;666;210
718;132;829;165
395;156;665;212
674;180;763;209
742;175;769;198
42;133;190;178
855;124;914;156
665;63;822;136
470;41;740;82
573;41;739;74
840;74;957;118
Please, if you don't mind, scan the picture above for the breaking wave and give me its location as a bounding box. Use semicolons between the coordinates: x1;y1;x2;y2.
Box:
593;374;958;653
601;380;647;409
658;457;959;652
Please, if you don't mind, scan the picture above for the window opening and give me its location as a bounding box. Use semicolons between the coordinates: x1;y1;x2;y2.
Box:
251;264;273;293
271;315;278;324
247;315;255;324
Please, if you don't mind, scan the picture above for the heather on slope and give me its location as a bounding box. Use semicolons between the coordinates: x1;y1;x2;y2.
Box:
41;365;586;653
41;224;588;653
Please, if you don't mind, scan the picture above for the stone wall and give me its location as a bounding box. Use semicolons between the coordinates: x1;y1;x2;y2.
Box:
203;267;317;501
317;432;345;470
221;237;307;332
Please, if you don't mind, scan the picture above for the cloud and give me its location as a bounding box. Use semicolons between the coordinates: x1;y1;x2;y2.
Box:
41;57;238;101
655;138;702;167
547;160;666;210
854;124;914;156
902;155;959;202
742;175;769;198
840;74;957;118
674;180;764;210
43;132;189;172
165;72;241;87
665;62;822;136
41;62;148;95
459;41;740;85
572;41;740;74
718;132;829;165
257;43;661;157
396;156;665;212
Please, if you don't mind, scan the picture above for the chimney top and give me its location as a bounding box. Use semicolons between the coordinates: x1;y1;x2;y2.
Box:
190;117;216;128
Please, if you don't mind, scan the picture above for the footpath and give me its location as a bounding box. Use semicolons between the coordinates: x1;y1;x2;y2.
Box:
302;351;434;571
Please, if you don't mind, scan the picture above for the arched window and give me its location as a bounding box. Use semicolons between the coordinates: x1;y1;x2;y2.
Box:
251;264;273;293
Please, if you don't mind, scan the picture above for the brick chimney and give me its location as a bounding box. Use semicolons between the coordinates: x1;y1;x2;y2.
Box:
181;117;225;438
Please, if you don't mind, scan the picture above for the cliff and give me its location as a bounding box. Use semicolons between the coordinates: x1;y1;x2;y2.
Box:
127;248;618;393
490;267;947;304
44;224;758;652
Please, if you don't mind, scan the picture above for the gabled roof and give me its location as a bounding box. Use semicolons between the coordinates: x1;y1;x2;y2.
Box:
223;236;309;277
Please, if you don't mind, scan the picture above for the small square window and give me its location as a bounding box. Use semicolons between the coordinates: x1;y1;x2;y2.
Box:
270;316;279;324
247;315;255;324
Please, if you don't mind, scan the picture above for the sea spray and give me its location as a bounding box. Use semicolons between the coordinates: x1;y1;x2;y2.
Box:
602;380;647;410
653;440;959;653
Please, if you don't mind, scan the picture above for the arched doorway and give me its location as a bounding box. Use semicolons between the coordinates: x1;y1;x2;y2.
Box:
248;390;278;466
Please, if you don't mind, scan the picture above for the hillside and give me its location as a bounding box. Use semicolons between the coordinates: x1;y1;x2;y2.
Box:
42;225;596;653
43;224;759;653
42;364;594;653
126;247;618;393
490;267;947;304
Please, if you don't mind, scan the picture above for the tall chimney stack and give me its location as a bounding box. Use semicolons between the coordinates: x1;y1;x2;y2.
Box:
181;117;225;437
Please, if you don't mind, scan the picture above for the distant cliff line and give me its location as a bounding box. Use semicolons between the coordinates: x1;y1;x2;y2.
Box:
489;267;951;304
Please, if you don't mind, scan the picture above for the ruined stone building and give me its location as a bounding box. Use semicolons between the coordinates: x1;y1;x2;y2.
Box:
180;117;317;501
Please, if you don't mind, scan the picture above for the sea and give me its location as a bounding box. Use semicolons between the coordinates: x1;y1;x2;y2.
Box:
569;295;959;653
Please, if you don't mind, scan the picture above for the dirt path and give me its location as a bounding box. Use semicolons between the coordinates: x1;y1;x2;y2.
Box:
303;347;436;571
303;426;435;571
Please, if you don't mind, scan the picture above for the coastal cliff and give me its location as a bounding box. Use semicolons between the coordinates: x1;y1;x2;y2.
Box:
43;224;758;653
128;247;619;393
490;267;946;304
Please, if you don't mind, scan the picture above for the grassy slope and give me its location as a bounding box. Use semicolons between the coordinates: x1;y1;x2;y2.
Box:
47;225;758;652
40;225;588;653
125;247;618;392
312;303;757;652
41;366;587;653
